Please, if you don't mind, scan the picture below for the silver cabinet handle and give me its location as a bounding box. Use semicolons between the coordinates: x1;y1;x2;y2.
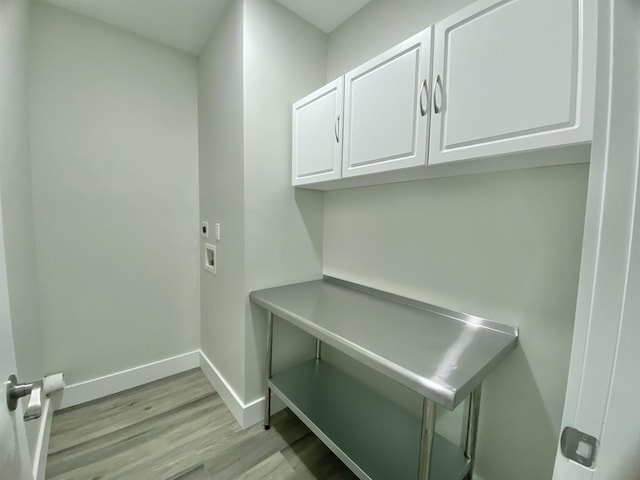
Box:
335;115;340;143
434;75;443;114
6;375;43;421
419;79;428;116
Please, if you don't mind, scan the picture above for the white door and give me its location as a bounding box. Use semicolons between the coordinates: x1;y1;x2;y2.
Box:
0;0;34;477
0;220;32;480
292;78;344;186
342;28;432;178
553;0;640;478
429;0;596;166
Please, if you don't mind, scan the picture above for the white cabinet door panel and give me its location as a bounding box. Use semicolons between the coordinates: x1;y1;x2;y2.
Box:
343;28;432;178
430;0;596;165
292;78;344;186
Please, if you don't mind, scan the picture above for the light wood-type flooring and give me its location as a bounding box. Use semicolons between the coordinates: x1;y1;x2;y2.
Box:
46;369;357;480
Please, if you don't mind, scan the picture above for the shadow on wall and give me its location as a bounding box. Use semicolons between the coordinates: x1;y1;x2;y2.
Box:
245;300;316;406
294;188;324;259
243;185;324;404
476;346;559;480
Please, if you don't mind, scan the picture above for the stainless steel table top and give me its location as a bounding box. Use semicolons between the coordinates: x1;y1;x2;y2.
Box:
250;276;518;410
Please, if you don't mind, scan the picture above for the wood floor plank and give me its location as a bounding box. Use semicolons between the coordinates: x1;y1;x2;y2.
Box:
47;394;245;479
206;409;309;480
49;369;215;454
170;464;210;480
234;452;297;480
281;433;358;479
47;368;358;480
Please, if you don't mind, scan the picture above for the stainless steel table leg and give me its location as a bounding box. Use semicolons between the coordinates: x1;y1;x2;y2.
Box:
417;397;437;480
464;384;482;478
264;311;274;430
315;338;322;359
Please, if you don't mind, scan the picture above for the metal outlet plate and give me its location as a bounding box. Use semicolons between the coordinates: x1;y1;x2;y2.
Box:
561;426;598;468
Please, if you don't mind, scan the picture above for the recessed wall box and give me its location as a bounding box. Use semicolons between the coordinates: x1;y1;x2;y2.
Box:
204;243;216;274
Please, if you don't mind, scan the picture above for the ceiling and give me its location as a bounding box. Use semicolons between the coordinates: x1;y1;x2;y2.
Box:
42;0;232;55
42;0;371;55
275;0;370;34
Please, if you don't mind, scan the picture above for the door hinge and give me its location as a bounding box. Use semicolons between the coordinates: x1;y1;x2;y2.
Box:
561;426;599;468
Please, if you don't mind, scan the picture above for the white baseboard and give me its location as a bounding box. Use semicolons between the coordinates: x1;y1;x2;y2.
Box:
242;393;285;429
198;351;284;429
56;348;283;429
198;350;245;426
60;351;200;409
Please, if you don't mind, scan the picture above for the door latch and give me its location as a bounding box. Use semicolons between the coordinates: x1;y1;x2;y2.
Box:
561;426;598;468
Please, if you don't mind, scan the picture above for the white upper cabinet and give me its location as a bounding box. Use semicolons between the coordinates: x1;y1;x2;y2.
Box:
292;78;344;186
290;0;597;189
429;0;596;165
342;28;433;178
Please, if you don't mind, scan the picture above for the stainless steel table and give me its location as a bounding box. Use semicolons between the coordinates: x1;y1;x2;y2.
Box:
250;276;518;480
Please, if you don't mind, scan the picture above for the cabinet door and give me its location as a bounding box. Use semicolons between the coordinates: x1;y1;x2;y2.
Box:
429;0;596;165
342;28;433;178
292;78;344;186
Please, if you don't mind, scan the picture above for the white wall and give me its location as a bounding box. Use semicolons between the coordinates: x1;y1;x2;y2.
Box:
29;2;200;385
0;0;44;462
198;0;247;400
322;1;590;479
242;0;327;403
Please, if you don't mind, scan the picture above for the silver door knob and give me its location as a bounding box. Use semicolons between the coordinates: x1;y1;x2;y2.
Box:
6;375;42;421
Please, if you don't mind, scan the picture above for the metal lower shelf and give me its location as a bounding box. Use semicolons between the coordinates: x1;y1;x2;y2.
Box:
268;359;470;480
